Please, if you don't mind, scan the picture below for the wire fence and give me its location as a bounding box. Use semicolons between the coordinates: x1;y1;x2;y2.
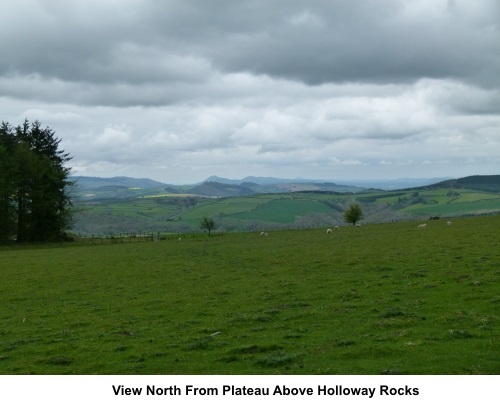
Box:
75;231;227;244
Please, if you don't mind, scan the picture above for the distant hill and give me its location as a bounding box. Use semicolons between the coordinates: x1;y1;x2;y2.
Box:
203;176;367;193
186;182;255;197
71;176;167;190
410;175;500;192
204;175;452;190
204;175;309;185
71;175;367;197
70;174;499;199
340;177;452;190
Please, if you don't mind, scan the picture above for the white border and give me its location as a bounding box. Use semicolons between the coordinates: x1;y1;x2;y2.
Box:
0;375;496;404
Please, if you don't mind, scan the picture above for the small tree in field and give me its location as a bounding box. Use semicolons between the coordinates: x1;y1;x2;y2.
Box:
344;203;363;226
200;216;216;235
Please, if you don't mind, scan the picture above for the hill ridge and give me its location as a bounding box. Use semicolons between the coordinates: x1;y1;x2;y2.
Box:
408;175;500;192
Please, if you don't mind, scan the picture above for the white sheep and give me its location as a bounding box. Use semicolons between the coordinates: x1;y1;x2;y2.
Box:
418;223;427;229
447;221;452;225
334;226;339;229
260;232;268;237
327;229;332;234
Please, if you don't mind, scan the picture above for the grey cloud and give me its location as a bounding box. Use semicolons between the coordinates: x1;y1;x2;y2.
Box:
426;82;500;116
148;0;499;87
3;0;499;93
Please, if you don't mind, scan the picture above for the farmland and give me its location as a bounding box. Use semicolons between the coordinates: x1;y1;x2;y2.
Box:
70;187;500;236
0;215;498;374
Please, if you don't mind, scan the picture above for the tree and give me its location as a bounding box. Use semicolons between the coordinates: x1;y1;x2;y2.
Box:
0;119;73;243
0;144;16;242
200;216;216;235
344;203;363;226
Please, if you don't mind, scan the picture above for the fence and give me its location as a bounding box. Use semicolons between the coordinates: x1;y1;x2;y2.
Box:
76;231;226;244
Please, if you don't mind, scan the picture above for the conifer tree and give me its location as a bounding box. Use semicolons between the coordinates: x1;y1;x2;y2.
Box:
0;119;73;242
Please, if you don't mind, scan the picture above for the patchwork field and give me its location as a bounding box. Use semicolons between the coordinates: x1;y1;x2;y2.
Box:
0;215;498;374
70;188;500;236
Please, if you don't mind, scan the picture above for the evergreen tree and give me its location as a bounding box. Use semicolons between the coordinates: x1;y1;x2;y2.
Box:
0;119;73;243
0;123;18;242
0;146;15;242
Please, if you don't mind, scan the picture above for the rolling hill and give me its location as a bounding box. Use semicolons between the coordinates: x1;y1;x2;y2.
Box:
71;176;168;190
186;182;255;197
67;174;500;236
412;175;500;192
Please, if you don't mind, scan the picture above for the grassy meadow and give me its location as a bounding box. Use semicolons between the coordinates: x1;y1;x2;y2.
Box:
0;215;499;374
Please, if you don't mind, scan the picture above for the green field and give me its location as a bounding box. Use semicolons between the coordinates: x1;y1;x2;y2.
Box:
394;189;500;216
232;198;334;223
69;187;500;236
178;196;274;220
1;216;498;374
70;193;339;235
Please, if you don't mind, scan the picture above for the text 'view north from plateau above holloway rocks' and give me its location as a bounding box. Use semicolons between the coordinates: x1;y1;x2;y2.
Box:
112;384;419;398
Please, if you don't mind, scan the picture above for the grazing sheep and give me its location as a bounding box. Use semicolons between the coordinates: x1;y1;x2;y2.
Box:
447;221;452;225
418;223;427;229
334;226;339;229
327;229;332;234
260;232;268;237
355;224;361;227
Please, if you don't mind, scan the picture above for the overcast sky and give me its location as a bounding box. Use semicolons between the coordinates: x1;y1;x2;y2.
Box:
1;0;499;184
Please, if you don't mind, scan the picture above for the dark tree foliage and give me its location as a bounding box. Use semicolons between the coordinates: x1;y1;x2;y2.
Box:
0;119;73;243
200;216;216;236
344;203;363;226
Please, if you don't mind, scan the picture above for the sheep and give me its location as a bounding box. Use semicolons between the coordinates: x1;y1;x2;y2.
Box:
260;232;268;237
327;229;332;234
447;221;452;225
418;223;427;229
355;224;362;227
334;226;339;229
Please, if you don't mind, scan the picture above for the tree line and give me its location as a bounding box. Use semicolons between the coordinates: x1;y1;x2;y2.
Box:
0;119;73;243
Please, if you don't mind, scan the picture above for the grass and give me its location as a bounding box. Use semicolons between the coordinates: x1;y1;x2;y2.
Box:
233;198;333;223
0;215;499;374
403;199;500;216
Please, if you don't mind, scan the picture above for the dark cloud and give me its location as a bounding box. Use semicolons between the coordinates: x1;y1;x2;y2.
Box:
2;0;498;90
201;0;499;86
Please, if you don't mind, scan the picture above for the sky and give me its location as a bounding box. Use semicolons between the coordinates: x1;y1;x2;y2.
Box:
1;0;499;184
